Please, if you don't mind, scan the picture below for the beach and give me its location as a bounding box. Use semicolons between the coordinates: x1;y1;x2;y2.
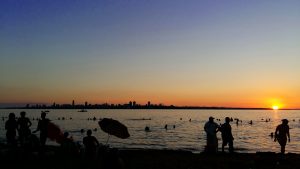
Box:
0;144;299;169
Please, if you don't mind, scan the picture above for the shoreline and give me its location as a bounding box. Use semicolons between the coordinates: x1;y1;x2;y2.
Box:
1;144;299;169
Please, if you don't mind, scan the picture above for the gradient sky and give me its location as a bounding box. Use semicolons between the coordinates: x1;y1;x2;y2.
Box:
1;0;300;108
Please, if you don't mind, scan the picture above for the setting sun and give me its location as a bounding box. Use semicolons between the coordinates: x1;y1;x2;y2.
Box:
272;105;279;110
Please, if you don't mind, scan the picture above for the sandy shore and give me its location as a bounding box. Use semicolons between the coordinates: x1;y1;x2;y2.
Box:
0;144;299;169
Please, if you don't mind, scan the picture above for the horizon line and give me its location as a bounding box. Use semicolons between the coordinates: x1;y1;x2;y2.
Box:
0;101;299;110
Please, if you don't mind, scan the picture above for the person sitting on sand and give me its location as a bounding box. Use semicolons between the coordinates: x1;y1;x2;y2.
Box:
204;116;220;153
274;119;290;154
220;117;234;153
17;111;32;146
83;129;100;159
60;132;79;158
5;113;18;146
33;112;50;147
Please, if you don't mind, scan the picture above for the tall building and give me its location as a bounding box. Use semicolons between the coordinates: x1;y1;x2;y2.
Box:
129;101;133;107
72;100;75;107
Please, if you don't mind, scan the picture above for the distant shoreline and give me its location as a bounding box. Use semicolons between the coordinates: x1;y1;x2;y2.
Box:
1;107;299;110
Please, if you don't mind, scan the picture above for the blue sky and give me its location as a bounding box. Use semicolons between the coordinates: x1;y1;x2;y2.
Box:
1;0;300;108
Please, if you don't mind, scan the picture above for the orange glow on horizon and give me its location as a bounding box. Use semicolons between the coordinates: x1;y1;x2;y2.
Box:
1;91;298;109
272;105;279;110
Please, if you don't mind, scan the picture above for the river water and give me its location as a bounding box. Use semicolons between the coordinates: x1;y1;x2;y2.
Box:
1;109;300;153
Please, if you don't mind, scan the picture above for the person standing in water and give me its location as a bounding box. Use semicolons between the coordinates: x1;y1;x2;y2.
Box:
5;113;18;146
274;119;290;154
33;112;50;147
17;111;32;146
220;117;234;153
204;116;220;153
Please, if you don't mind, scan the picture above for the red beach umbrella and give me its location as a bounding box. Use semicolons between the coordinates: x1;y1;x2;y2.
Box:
47;122;64;144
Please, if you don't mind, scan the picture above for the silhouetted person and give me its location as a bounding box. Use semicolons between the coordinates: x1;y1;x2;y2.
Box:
164;124;168;130
220;117;234;153
145;126;150;132
5;113;18;146
235;119;239;126
17;111;32;146
60;132;79;158
83;129;100;159
204;116;219;153
274;119;290;154
249;120;253;125
33;112;50;147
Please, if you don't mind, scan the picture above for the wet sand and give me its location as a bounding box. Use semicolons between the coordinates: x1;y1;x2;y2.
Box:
0;144;299;169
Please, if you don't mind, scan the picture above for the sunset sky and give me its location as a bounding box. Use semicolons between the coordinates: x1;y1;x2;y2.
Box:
1;0;299;108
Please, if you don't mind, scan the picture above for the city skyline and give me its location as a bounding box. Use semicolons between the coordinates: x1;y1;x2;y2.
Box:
1;0;300;109
0;99;298;110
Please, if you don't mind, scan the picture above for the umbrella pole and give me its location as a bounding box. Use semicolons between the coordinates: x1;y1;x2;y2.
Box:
106;134;110;145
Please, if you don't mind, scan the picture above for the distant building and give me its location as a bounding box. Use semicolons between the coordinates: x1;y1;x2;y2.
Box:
72;100;75;107
133;101;136;107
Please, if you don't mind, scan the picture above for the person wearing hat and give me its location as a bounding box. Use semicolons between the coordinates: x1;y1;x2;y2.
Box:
274;119;290;154
204;116;220;153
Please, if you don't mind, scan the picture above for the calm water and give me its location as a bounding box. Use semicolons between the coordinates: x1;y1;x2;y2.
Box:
1;109;300;153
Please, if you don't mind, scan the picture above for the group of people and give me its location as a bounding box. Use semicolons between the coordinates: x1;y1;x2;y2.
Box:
204;117;234;153
204;116;291;154
5;111;49;148
5;111;101;159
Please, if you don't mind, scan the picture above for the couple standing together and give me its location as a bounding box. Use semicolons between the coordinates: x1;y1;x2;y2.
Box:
204;117;233;153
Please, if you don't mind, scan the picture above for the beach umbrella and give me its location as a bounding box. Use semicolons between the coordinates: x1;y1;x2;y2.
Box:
98;118;130;143
47;122;64;144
